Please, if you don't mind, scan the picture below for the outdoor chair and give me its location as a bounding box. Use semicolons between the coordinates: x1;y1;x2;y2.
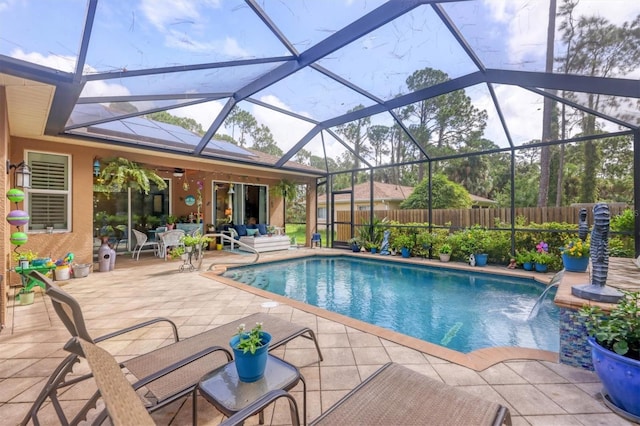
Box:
22;271;323;426
157;229;185;259
221;362;512;426
131;229;159;260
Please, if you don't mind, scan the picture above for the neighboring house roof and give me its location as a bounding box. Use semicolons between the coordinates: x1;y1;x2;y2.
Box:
318;182;496;206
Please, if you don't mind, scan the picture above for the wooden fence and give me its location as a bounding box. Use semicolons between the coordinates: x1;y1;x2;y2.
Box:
335;205;629;241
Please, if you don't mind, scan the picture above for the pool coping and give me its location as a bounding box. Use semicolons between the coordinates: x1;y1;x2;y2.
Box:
203;250;559;371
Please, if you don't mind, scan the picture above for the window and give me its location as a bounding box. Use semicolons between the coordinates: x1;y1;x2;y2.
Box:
26;152;70;232
317;207;327;220
357;205;370;211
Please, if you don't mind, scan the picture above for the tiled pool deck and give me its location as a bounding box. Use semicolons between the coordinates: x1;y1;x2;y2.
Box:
1;249;638;425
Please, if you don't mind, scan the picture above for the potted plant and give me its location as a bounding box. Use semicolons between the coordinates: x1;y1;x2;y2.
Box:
229;322;272;382
181;234;212;255
516;250;535;271
561;238;590;272
438;243;452;262
365;241;378;254
166;215;178;230
392;234;413;258
459;226;489;266
348;237;361;253
169;246;186;260
578;291;640;418
532;251;553;273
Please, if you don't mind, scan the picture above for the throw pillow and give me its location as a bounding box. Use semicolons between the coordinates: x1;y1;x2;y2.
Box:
246;228;259;237
234;224;248;237
257;223;268;235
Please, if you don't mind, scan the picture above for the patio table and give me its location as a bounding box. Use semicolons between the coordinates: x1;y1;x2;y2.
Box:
198;354;305;425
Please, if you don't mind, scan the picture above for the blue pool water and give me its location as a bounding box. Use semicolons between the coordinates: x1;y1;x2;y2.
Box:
223;256;559;354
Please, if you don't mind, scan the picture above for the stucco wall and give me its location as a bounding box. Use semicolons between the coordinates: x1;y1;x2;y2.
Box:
5;137;316;283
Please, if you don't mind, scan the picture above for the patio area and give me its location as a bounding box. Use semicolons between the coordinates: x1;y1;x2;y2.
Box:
0;249;637;425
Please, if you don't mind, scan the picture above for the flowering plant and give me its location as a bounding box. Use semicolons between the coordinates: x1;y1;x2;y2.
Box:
562;238;590;258
234;322;267;354
536;241;548;253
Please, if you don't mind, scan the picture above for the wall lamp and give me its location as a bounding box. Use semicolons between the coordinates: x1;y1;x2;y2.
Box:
228;183;235;194
93;159;101;177
6;160;32;188
173;168;184;177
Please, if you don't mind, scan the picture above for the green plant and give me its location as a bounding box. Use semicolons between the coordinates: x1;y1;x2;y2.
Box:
96;157;167;195
578;291;640;360
169;246;185;259
458;225;489;254
439;243;452;255
234;322;267;355
181;234;212;248
166;215;178;225
515;250;534;265
348;237;361;248
391;234;413;251
561;238;590;257
533;251;554;265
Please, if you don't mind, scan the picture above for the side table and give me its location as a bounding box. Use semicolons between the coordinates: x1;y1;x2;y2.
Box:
198;354;305;425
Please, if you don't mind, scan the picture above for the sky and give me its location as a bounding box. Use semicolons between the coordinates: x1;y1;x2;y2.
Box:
1;0;639;162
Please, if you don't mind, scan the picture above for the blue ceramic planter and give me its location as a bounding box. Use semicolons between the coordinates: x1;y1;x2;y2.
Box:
401;247;410;258
474;253;488;266
535;263;548;273
561;253;589;272
230;331;271;382
523;261;533;271
588;337;640;418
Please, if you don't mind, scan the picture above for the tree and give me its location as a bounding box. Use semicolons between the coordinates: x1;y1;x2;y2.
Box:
401;68;487;180
146;111;204;135
537;0;557;208
251;124;283;156
400;173;472;209
557;0;640;203
226;107;257;147
336;105;371;171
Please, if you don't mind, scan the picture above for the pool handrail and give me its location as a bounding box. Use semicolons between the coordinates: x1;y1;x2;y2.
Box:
203;233;260;269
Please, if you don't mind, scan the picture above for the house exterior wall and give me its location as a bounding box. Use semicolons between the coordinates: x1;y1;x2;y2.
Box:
1;87;9;327
3;136;316;291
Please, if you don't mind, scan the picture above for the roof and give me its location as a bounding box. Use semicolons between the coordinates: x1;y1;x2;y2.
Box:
319;182;495;205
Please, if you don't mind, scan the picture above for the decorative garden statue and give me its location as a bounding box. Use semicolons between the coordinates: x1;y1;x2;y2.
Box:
380;230;390;255
571;203;622;303
578;207;588;241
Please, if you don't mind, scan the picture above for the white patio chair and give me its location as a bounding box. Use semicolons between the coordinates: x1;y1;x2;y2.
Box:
131;229;159;261
158;229;185;260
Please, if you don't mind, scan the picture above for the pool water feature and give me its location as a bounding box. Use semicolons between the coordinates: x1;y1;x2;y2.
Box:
223;256;559;354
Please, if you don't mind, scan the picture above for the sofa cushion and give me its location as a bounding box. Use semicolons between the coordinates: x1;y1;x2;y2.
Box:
234;224;248;237
246;228;259;237
257;223;268;235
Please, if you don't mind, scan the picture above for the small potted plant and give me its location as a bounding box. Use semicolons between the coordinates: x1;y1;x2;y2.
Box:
532;251;553;273
348;237;361;253
364;241;378;254
392;234;414;258
166;215;178;230
561;238;590;272
516;250;534;270
577;291;640;418
169;246;186;260
181;234;212;253
438;243;452;262
229;322;272;382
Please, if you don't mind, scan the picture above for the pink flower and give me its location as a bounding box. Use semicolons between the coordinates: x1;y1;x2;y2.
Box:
536;241;548;253
197;180;203;191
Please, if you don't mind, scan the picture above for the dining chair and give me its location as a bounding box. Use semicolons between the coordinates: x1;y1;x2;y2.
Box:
158;229;185;259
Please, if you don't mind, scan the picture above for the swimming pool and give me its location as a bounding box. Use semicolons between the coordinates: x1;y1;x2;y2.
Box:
222;256;559;354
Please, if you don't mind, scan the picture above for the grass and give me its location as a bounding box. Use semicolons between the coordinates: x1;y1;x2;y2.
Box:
285;224;331;246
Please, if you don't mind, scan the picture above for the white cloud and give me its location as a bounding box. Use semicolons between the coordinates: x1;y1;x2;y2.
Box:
11;48;76;72
253;95;316;152
171;100;226;134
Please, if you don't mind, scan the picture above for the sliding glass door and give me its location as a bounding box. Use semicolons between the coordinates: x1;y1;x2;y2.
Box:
212;182;268;227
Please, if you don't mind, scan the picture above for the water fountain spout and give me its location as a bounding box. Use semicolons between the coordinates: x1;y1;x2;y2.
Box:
527;270;564;321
